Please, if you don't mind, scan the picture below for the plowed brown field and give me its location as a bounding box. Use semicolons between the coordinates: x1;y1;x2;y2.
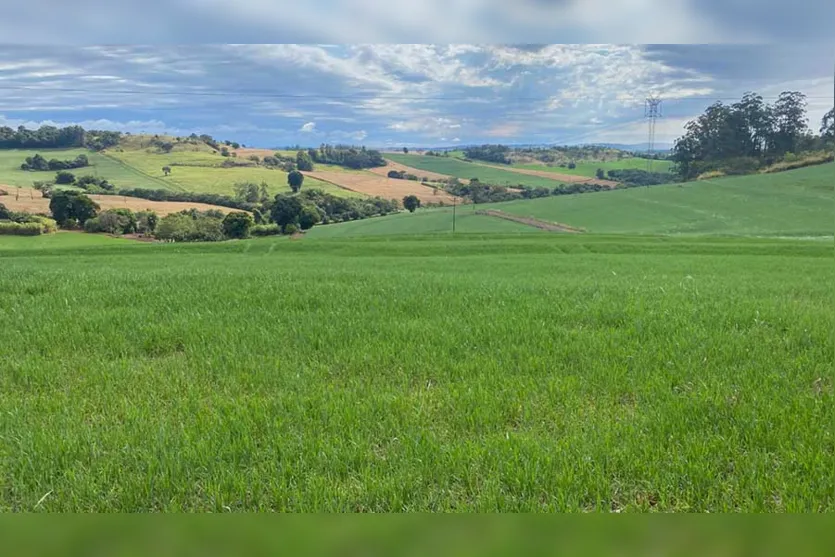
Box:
0;188;241;216
303;171;461;204
370;160;457;183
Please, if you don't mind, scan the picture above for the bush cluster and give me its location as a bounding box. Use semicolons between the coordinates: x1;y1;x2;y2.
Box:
21;153;90;172
387;170;419;181
154;210;226;242
0;208;58;235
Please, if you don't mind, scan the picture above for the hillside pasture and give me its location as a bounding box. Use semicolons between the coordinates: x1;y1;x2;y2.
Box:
0;188;243;217
106;149;359;198
384;153;568;189
516;158;675;179
0;149;169;190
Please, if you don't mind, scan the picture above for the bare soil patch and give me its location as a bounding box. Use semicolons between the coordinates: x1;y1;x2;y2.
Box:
371;160;458;183
303;171;461;205
0;187;241;217
476;209;583;233
232;148;277;159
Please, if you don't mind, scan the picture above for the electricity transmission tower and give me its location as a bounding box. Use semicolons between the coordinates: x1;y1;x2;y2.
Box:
645;96;662;172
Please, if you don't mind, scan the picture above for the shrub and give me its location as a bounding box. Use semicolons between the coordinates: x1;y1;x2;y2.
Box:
136;211;158;234
251;224;281;237
0;202;9;220
154;210;224;242
761;152;834;174
83;209;136;235
283;223;300;235
298;205;322;230
222;211;254;239
387;170;405;179
76;175;116;192
55;171;75;184
0;221;43;235
697;170;727;181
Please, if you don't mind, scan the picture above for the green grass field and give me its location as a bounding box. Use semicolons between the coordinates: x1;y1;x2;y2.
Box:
307;207;542;238
107;150;359;198
385;153;567;189
489;163;834;236
313;164;833;238
1;233;831;511
516;158;675;178
0;149;169;190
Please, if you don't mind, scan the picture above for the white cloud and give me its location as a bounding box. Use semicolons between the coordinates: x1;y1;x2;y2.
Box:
300;121;316;132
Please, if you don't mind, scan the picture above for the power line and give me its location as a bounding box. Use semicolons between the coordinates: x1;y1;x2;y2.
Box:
0;84;830;103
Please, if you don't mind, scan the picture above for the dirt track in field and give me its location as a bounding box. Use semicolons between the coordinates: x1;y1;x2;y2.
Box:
0;187;240;217
303;171;461;204
472;162;619;188
476;210;583;233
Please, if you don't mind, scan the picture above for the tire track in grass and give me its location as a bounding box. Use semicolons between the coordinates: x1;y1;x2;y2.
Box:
476;209;584;233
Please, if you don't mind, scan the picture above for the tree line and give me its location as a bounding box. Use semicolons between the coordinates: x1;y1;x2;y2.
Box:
308;144;386;169
463;145;511;164
20;153;90;171
672;91;832;180
0;125;121;151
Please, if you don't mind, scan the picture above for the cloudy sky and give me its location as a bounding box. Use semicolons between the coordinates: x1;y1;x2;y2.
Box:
0;43;832;148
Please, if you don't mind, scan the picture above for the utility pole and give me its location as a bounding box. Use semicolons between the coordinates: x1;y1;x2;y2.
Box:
452;195;457;233
645;96;662;172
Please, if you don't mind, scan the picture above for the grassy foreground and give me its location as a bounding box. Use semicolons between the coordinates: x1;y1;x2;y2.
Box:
0;233;831;511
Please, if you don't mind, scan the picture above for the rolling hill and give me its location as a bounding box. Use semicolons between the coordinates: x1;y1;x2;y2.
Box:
309;163;834;238
384;153;569;189
0;143;360;199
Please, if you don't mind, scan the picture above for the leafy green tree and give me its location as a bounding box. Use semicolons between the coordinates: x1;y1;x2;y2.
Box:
402;195;421;213
567;162;576;169
403;147;409;154
162;166;171;176
298;205;321;230
220;146;230;157
136;211;158;234
231;142;240;149
296;150;314;171
595;168;605;180
222;211;254;239
822;109;835;139
55;171;75;184
288;170;304;193
234;181;261;203
270;195;303;229
49;190;99;227
0;202;10;220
